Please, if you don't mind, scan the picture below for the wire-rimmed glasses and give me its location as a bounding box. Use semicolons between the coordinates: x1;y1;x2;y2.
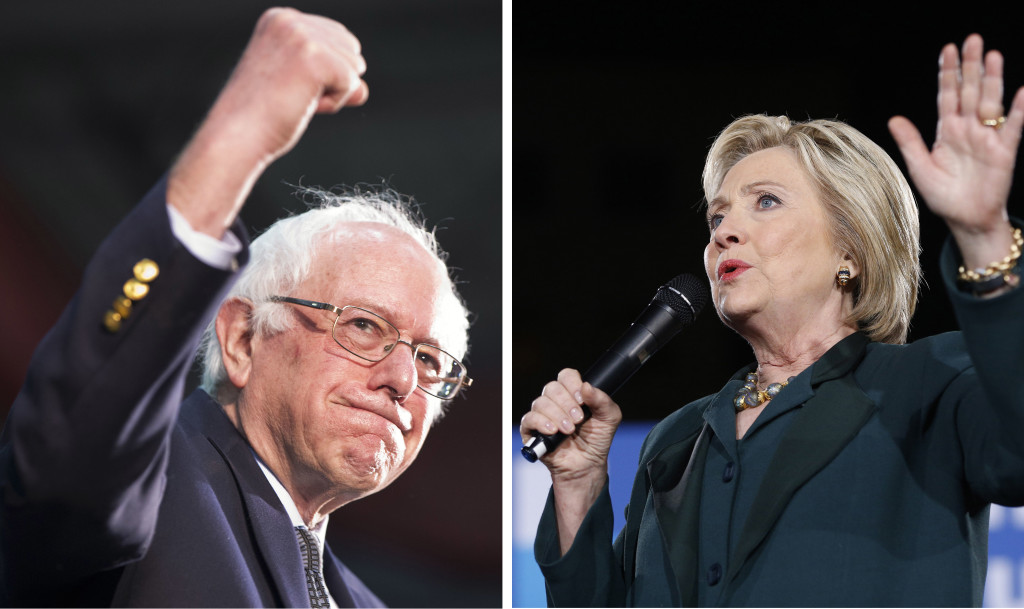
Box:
270;296;471;399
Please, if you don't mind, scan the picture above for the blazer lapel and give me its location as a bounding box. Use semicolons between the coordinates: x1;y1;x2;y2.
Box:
621;405;705;581
634;399;717;605
725;333;876;590
221;439;312;608
322;549;358;608
187;392;312;608
651;425;710;605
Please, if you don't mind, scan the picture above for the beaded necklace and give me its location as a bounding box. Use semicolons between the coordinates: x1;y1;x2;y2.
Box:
734;371;796;412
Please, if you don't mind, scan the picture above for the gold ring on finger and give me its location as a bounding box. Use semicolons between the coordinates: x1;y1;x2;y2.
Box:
981;116;1007;128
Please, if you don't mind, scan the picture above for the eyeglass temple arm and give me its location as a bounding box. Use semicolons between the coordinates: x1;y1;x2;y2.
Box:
270;296;341;315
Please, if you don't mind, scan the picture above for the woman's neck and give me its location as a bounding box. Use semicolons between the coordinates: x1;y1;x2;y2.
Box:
746;324;856;387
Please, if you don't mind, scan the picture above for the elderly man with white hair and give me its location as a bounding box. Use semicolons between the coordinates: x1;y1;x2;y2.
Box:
0;8;471;607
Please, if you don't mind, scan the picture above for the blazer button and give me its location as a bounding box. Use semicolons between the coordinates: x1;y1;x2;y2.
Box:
722;461;736;483
125;258;159;300
133;258;160;282
112;295;133;318
707;562;723;586
103;259;159;332
103;310;123;333
123;278;150;301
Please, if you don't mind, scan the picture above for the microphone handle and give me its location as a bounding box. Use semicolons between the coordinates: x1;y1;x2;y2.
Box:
521;303;681;462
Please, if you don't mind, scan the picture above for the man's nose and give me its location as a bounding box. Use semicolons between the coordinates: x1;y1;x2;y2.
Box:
373;340;418;401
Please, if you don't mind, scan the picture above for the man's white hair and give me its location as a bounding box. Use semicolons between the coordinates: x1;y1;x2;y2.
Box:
197;185;470;413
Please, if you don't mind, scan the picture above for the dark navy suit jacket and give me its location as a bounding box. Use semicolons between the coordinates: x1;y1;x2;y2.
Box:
0;179;384;607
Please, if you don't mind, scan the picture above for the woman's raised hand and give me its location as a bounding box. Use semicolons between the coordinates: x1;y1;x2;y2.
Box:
889;34;1024;271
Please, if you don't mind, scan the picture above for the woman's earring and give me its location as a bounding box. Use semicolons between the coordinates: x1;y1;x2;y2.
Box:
837;266;851;287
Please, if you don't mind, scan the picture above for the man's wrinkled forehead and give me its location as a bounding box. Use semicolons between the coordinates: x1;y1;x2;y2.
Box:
311;222;456;342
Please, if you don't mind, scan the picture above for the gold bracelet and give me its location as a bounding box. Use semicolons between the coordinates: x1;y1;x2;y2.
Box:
957;227;1023;283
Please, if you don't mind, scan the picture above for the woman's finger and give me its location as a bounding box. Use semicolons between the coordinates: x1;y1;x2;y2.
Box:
959;34;984;117
938;43;961;121
979;49;1006;122
520;408;561;442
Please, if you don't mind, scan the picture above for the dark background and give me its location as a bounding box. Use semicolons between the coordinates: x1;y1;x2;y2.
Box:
0;1;500;607
513;5;1024;426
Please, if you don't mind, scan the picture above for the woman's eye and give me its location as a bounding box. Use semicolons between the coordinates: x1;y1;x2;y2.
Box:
756;193;780;209
708;214;723;230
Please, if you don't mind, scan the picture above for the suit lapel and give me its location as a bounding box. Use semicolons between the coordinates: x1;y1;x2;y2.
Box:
221;439;313;608
651;425;710;605
322;548;358;608
633;400;716;605
184;391;312;608
725;333;876;589
622;406;704;580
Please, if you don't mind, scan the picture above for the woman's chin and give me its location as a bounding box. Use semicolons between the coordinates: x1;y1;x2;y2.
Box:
714;296;764;329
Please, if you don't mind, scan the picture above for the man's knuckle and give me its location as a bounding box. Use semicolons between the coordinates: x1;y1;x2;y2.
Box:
258;7;297;32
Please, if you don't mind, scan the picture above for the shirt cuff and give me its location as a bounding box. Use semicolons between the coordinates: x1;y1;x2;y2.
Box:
166;204;243;271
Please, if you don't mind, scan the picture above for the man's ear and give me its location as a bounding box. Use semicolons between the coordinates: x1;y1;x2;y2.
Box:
216;297;255;391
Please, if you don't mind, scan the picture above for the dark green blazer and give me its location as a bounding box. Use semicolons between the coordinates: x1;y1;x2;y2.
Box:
536;243;1024;607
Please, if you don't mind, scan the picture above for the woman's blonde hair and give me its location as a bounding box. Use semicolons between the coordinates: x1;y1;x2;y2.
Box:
703;115;920;344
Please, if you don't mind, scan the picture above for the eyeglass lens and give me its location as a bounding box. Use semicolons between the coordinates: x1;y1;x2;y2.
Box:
333;307;464;398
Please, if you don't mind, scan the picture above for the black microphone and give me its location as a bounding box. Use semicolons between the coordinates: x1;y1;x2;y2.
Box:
521;273;710;462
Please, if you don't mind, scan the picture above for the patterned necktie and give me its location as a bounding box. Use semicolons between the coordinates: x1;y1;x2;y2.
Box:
295;526;332;609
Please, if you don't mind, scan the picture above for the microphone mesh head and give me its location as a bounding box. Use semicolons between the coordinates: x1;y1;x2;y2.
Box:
654;273;710;324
